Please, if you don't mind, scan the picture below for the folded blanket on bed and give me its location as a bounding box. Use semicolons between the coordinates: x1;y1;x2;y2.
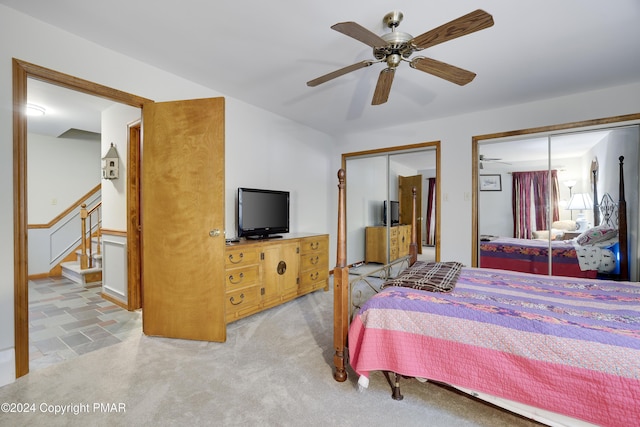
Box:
381;261;464;292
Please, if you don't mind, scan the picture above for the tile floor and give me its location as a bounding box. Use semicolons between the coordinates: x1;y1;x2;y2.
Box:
28;276;142;371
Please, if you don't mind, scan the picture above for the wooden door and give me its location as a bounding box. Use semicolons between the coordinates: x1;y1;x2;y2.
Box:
399;175;423;254
142;97;226;342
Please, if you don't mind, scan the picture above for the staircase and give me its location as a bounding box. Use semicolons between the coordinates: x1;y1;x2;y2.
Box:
61;240;103;285
61;202;103;285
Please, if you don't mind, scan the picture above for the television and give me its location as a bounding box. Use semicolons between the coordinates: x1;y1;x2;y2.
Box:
237;187;290;239
383;200;400;225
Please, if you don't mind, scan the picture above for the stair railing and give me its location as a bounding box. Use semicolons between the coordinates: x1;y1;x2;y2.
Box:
80;202;102;269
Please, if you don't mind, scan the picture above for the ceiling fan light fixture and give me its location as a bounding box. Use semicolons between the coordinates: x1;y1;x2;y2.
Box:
386;53;402;68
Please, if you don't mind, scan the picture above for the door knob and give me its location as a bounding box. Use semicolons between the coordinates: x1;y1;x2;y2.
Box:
209;229;221;237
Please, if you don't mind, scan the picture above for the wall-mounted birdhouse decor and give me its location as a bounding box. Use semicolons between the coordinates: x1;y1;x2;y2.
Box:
102;142;120;179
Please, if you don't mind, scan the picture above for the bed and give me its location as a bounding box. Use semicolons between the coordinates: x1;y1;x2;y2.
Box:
331;157;639;426
479;237;599;278
479;168;626;280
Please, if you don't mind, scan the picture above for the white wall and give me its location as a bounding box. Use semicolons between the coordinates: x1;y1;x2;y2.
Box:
224;103;332;239
0;5;333;386
101;104;141;231
27;133;101;224
332;82;640;266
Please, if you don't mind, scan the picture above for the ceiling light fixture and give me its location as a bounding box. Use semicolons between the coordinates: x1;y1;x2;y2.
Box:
26;103;46;116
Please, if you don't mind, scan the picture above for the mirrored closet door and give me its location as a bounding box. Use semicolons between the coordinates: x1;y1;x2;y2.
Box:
342;143;439;270
475;123;639;281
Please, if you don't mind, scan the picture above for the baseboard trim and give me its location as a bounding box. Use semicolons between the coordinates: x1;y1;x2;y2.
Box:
101;292;129;310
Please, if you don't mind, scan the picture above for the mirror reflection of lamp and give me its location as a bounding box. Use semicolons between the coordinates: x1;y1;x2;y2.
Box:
563;180;577;219
567;193;593;231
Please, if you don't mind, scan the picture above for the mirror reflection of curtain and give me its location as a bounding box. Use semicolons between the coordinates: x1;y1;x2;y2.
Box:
512;170;559;238
425;177;436;245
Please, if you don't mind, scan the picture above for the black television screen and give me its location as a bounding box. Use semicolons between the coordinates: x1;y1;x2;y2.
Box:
238;188;290;239
383;200;400;225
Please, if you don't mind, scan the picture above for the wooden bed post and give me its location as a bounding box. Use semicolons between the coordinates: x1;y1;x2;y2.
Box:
618;156;629;281
409;186;418;265
333;169;349;382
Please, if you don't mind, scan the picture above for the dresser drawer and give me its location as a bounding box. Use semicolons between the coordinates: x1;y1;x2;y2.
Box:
225;247;259;268
225;286;260;317
299;268;328;286
300;252;328;272
299;235;328;254
225;265;259;291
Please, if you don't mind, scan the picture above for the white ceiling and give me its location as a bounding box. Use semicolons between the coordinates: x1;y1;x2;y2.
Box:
26;79;110;137
5;0;640;139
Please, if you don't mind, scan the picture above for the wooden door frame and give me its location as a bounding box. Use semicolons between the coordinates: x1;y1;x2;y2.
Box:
341;141;441;262
12;58;151;377
127;120;142;309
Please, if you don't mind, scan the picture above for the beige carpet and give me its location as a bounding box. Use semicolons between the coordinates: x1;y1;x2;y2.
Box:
0;281;539;427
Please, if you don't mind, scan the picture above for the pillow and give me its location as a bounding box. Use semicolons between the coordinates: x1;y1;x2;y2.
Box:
551;220;577;231
381;261;464;293
532;229;564;240
576;225;618;246
598;248;617;273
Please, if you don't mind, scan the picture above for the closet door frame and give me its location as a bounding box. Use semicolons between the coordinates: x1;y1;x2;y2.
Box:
472;113;640;272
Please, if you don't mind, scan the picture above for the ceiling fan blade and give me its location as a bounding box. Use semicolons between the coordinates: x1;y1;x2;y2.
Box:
372;68;395;105
331;21;388;48
410;57;476;85
307;60;374;87
411;9;494;50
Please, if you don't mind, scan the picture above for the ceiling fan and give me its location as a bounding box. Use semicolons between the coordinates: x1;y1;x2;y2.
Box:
479;154;510;169
307;9;494;105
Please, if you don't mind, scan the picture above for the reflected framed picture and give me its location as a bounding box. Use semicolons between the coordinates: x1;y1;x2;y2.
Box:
479;174;502;191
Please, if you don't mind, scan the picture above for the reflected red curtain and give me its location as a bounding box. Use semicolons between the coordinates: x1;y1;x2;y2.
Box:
512;170;559;238
425;178;436;245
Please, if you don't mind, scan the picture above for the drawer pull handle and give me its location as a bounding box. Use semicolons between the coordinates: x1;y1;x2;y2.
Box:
228;253;244;264
230;294;244;305
310;256;319;265
310;242;319;250
309;272;319;281
229;272;244;284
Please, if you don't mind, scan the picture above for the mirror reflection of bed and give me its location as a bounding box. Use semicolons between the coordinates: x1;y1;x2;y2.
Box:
477;125;639;281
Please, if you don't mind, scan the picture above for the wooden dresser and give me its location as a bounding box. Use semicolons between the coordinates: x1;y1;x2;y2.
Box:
224;234;329;323
365;225;411;264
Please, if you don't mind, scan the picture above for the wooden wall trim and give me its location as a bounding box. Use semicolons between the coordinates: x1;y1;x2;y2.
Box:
101;229;127;237
473;113;640;143
341;140;440;169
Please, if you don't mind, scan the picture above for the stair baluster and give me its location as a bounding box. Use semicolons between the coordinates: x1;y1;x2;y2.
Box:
80;202;102;270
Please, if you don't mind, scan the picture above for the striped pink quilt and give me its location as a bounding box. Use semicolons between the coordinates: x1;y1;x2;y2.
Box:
348;267;640;426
